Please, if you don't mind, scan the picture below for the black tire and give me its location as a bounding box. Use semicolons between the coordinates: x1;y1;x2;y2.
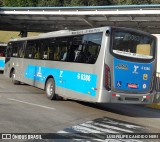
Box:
45;78;56;100
11;70;20;85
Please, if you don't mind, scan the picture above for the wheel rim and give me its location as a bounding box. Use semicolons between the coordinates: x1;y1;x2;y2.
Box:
47;82;54;97
13;74;15;78
12;73;15;80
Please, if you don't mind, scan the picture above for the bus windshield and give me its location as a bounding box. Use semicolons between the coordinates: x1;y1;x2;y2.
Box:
112;30;155;59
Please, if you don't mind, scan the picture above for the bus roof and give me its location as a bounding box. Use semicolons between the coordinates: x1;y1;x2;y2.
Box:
9;26;108;42
8;26;154;42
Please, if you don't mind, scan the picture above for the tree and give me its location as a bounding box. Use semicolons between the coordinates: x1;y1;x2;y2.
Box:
70;0;85;6
98;0;112;5
3;0;19;6
3;0;160;7
112;0;132;5
132;0;152;4
63;0;71;6
38;0;61;7
3;0;39;6
16;0;31;7
27;0;39;6
0;0;3;6
151;0;160;4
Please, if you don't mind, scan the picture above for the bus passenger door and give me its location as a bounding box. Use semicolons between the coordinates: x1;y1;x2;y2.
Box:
13;41;26;81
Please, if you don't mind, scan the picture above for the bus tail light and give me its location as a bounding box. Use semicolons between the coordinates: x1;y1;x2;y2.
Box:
143;95;150;99
105;65;111;90
146;96;150;99
112;93;116;97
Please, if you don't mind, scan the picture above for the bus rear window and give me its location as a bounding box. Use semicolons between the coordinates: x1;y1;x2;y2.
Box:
112;31;155;59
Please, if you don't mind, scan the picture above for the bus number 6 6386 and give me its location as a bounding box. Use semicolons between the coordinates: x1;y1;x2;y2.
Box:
77;73;91;82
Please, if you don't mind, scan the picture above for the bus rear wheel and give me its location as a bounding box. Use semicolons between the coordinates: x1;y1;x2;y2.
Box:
45;78;56;100
11;70;20;85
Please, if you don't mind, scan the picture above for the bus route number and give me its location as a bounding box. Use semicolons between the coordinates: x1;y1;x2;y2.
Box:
77;73;91;82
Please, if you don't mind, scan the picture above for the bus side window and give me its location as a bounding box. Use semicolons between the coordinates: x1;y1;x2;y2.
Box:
17;42;25;58
34;48;40;59
65;44;77;62
60;46;67;61
75;33;102;64
53;47;60;60
25;41;35;59
43;51;48;60
34;40;42;60
11;43;18;57
42;38;55;61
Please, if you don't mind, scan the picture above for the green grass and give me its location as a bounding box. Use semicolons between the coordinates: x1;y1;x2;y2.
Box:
0;31;40;43
147;103;160;109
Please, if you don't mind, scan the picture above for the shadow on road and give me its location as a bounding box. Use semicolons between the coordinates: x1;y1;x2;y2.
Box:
77;101;160;118
0;71;4;74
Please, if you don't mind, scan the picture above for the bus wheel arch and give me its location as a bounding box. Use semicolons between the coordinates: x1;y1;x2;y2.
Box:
45;76;57;100
10;68;20;85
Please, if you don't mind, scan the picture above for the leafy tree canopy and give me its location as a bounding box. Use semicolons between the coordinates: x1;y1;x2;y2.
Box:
1;0;160;7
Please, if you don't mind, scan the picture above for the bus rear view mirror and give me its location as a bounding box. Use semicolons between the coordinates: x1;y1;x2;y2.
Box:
106;30;110;36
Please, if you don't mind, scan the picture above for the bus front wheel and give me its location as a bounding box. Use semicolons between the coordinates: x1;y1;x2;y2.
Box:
11;70;20;85
45;78;56;100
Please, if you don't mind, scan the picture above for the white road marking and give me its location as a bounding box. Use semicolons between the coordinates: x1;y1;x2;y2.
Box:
79;123;118;133
92;122;134;133
7;98;55;110
57;117;144;142
73;125;102;133
57;130;69;133
101;119;143;129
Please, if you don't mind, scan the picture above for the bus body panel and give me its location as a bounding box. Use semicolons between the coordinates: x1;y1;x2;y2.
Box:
104;28;157;104
0;43;7;71
0;57;5;71
5;58;103;102
152;34;160;73
113;58;153;92
4;26;157;104
100;90;155;104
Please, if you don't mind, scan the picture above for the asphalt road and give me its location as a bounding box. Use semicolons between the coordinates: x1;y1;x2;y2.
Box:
0;72;160;141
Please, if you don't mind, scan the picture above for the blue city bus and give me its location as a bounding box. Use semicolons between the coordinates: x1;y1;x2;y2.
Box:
0;43;7;71
4;26;157;104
